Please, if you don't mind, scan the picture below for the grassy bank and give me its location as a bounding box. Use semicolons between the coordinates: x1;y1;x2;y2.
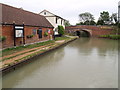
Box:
2;36;71;57
99;35;120;40
1;36;76;69
55;36;70;41
2;40;55;57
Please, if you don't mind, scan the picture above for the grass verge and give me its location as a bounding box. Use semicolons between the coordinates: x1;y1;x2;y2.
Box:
99;35;120;40
2;40;55;57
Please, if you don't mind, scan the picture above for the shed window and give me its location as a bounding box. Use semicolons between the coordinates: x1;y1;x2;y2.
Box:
33;29;36;35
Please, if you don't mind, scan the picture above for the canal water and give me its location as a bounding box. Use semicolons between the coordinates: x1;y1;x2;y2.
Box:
2;38;118;88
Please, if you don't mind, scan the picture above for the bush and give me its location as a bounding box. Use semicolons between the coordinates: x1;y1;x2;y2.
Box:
44;32;48;37
58;25;65;36
109;35;120;39
27;35;34;38
118;23;120;28
0;36;6;42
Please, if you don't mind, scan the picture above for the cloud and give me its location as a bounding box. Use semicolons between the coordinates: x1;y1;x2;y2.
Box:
1;0;119;25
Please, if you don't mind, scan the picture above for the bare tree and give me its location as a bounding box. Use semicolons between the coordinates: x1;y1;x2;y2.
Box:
79;12;95;23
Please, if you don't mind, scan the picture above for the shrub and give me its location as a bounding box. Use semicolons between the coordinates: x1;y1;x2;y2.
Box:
44;32;48;37
27;35;34;38
118;23;120;28
0;36;6;42
58;25;65;36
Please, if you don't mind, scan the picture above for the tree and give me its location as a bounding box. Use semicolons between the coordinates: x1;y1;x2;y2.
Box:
79;12;95;24
90;20;96;25
76;20;96;25
84;20;96;25
99;11;110;25
97;19;104;25
111;13;117;24
64;21;71;26
76;22;84;25
58;25;65;36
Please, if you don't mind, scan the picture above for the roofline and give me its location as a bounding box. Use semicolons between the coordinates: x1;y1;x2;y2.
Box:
39;9;56;16
39;9;68;21
45;16;67;21
1;3;44;17
1;3;54;28
1;23;54;28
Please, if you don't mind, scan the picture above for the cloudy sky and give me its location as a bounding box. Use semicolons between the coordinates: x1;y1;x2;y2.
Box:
1;0;119;25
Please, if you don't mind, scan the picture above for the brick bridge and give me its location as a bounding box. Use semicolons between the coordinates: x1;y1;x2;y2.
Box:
65;25;113;37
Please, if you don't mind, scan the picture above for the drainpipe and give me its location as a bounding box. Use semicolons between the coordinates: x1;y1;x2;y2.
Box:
13;22;16;46
23;23;25;45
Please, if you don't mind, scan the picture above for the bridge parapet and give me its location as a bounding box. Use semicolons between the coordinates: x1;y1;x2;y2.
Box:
65;25;113;37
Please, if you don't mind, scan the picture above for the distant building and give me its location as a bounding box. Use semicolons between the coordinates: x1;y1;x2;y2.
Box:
0;4;54;49
39;10;67;35
118;1;120;22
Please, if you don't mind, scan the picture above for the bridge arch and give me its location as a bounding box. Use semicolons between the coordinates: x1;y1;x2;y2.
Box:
75;29;92;37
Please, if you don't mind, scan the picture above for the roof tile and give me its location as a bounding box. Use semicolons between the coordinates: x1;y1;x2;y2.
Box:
1;3;53;28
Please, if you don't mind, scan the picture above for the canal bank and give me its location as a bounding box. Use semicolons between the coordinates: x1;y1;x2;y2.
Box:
2;37;118;88
1;36;78;75
99;35;120;40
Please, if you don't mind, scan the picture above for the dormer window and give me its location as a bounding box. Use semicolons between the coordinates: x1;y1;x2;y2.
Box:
44;12;46;15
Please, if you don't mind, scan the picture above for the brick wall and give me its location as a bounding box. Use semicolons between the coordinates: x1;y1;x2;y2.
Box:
92;30;112;37
66;25;113;37
24;26;53;44
2;25;14;48
1;25;53;49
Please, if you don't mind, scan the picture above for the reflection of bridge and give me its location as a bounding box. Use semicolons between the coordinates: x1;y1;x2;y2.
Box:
65;25;113;37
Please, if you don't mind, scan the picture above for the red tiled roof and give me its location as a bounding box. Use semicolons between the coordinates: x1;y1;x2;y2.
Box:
1;3;53;28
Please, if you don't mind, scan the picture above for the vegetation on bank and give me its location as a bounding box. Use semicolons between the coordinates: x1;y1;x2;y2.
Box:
1;36;72;57
58;25;65;36
1;36;77;69
99;35;120;40
99;26;120;40
2;40;55;57
55;36;70;41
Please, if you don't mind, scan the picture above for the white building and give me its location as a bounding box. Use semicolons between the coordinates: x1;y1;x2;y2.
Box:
39;10;67;35
118;1;120;22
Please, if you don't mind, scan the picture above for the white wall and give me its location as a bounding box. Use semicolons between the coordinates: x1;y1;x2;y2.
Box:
40;11;54;16
40;10;66;35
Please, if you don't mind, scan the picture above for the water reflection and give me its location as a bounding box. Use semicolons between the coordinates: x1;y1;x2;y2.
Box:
2;38;118;88
68;38;118;56
2;48;65;88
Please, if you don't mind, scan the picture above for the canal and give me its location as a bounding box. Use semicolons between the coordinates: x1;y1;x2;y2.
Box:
2;38;118;88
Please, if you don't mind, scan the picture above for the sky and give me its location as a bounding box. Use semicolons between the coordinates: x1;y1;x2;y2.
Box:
0;0;119;25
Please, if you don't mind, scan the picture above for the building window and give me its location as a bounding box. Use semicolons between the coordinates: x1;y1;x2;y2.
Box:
33;29;36;35
61;20;62;25
56;17;58;24
44;12;46;15
37;29;42;38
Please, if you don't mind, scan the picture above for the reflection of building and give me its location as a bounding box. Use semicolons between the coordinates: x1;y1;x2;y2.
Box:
1;4;54;49
39;10;67;35
118;1;120;22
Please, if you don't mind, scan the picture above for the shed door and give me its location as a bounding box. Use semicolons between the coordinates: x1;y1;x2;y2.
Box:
38;29;42;38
